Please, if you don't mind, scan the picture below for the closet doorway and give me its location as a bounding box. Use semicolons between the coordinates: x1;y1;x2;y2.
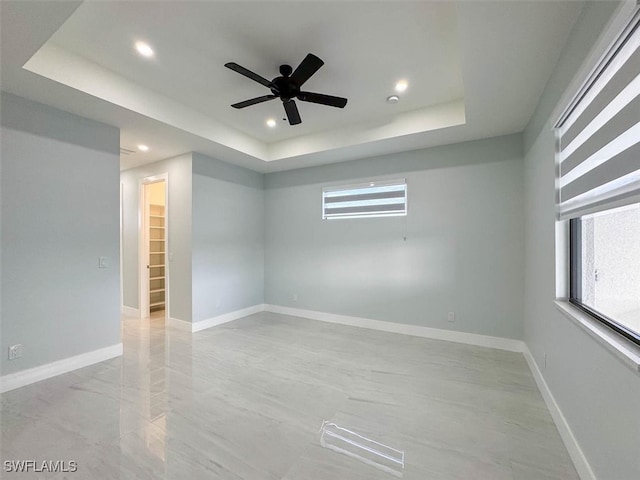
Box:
139;175;169;319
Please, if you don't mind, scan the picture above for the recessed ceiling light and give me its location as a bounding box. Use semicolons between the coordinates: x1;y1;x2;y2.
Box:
386;95;400;104
135;41;154;58
266;118;277;128
395;80;408;93
137;144;149;152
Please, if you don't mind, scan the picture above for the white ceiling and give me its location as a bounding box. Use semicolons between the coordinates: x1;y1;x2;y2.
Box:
0;1;585;173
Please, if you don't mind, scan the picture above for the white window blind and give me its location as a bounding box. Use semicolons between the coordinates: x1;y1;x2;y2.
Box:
322;180;407;219
556;9;640;219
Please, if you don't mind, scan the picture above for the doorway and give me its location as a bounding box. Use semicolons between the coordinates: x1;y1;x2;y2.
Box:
139;175;169;319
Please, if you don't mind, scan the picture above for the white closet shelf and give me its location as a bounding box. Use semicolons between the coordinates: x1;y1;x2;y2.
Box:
148;202;166;310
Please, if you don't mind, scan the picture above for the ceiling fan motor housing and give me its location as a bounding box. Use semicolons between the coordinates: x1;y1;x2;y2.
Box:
271;65;298;100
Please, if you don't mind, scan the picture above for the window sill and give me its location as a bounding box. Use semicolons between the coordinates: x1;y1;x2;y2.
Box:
555;300;640;375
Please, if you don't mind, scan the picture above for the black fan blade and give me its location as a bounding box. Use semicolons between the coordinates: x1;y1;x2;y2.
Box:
231;95;277;109
290;53;324;87
298;91;347;108
283;99;301;125
224;62;272;88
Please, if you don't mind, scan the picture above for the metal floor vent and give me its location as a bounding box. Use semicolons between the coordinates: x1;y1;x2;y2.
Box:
319;421;405;477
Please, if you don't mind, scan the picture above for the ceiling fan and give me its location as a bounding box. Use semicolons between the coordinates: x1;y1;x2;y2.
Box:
224;53;348;126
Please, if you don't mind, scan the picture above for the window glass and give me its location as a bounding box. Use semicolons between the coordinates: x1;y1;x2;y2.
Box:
571;203;640;343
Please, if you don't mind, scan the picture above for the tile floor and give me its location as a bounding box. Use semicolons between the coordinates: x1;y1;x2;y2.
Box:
0;311;578;479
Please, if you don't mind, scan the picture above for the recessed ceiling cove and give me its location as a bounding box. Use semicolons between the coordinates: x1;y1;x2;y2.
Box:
23;1;466;162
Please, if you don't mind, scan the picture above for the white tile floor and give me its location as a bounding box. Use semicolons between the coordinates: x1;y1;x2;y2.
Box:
1;311;578;479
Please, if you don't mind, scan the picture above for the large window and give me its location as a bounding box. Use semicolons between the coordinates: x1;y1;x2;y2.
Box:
570;204;640;344
322;180;407;219
558;8;640;345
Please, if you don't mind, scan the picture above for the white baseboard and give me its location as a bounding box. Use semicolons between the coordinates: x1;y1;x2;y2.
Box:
121;305;140;317
264;304;525;353
0;343;123;394
522;346;594;480
191;304;265;333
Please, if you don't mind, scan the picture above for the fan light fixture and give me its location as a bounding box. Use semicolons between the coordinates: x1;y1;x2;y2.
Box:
135;41;154;58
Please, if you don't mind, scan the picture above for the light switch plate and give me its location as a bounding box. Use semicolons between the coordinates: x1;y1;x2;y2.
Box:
98;257;109;268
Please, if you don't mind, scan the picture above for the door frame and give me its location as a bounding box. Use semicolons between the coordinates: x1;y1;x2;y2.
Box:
138;173;169;319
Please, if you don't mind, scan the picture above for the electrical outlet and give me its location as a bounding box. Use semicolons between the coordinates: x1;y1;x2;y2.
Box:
293;293;298;302
8;344;22;360
447;312;455;323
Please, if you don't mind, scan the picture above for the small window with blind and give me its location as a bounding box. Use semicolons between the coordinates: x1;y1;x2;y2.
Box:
557;8;640;345
322;180;407;219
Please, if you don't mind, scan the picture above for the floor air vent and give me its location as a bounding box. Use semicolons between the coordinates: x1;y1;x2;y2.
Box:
319;420;405;477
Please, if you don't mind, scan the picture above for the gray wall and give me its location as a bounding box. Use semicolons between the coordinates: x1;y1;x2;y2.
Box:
120;154;192;322
120;152;265;324
523;2;640;478
191;153;264;322
264;134;525;339
524;1;622;152
0;92;121;375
